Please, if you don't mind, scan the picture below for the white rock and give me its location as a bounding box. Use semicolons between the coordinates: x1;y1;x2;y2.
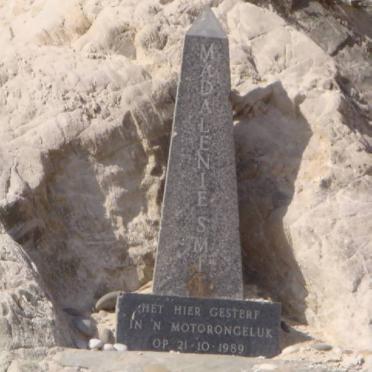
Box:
113;343;128;352
89;338;103;350
103;343;115;351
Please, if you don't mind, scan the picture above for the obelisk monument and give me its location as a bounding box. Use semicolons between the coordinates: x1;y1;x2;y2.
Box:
116;10;281;356
153;9;243;299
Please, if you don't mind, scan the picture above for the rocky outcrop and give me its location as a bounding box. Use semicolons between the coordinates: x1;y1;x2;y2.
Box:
0;0;371;351
0;233;73;349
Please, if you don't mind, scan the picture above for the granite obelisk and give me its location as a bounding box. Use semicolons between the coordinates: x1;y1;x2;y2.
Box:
153;9;243;299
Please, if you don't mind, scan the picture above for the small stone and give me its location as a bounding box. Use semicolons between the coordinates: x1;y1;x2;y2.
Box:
281;345;300;355
312;343;333;351
95;291;122;312
98;327;115;344
103;343;115;351
113;343;128;352
89;338;103;350
72;316;97;338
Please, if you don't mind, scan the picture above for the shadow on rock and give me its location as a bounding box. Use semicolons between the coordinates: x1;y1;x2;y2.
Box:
234;81;312;324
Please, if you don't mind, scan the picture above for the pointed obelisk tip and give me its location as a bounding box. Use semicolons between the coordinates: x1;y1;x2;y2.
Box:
187;8;227;38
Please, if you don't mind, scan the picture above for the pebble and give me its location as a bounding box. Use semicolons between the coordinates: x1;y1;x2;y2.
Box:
113;343;128;352
311;343;333;351
103;343;115;351
72;316;97;338
95;291;123;312
252;364;278;371
89;338;104;350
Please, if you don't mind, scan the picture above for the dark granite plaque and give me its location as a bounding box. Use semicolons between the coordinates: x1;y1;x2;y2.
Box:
116;293;281;357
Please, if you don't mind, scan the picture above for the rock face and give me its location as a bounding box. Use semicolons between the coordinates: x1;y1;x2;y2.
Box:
0;234;73;349
0;0;371;351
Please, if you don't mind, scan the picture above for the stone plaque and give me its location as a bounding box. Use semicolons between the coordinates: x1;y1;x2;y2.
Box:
116;293;281;357
152;9;243;299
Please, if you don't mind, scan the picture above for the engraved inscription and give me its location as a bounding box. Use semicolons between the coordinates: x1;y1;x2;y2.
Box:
187;42;217;296
117;294;282;357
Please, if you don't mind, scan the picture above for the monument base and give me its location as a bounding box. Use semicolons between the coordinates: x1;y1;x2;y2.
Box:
116;293;281;357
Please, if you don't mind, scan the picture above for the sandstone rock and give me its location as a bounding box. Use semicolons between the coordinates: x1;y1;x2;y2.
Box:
0;234;73;350
227;2;372;350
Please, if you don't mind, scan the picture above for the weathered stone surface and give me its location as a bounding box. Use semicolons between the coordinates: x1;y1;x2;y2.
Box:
0;234;73;349
153;9;243;299
50;349;337;372
116;293;281;357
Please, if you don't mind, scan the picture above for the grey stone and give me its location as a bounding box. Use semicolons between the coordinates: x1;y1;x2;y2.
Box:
95;291;122;312
311;343;333;351
153;8;243;299
116;293;281;357
72;316;97;338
